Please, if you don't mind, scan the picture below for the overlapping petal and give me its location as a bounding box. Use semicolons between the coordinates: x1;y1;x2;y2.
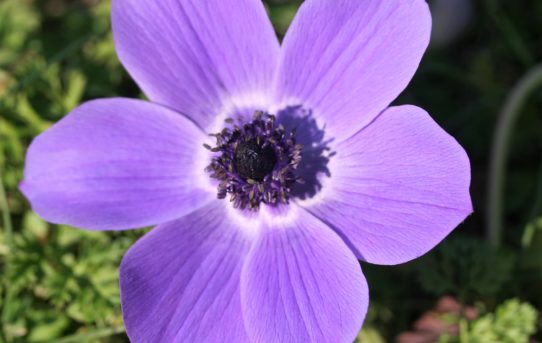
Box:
302;105;472;265
120;202;251;343
275;0;431;139
241;206;368;343
112;0;280;130
20;99;212;231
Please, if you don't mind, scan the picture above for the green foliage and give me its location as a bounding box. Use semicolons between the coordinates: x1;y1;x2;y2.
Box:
522;216;542;249
1;0;542;342
0;0;141;341
354;326;386;343
470;299;538;342
2;212;142;342
439;299;538;343
0;0;40;65
266;1;300;38
416;237;515;300
520;216;542;277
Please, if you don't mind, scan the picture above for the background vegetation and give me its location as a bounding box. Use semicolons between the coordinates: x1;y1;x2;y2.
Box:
1;0;541;342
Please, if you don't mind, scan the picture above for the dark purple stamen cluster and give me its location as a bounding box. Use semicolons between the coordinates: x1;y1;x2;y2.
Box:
205;111;303;211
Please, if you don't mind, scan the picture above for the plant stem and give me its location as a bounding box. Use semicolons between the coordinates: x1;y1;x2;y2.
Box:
487;64;542;248
0;170;14;343
0;171;13;246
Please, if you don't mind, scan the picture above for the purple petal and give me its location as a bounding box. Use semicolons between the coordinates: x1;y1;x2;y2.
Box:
120;202;251;343
112;0;279;130
302;106;472;265
20;98;212;231
275;0;431;139
241;206;368;343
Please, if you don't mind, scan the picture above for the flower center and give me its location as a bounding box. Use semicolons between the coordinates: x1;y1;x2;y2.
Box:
205;111;303;211
234;139;277;182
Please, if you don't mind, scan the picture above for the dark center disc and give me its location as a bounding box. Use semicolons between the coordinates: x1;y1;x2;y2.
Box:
234;139;277;181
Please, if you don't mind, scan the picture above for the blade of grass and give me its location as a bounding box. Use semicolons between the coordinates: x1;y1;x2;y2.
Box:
487;64;542;248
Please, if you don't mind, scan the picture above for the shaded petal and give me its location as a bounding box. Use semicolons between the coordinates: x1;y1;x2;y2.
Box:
120;202;251;343
275;0;431;139
112;0;280;130
241;205;368;343
21;98;212;231
303;106;472;265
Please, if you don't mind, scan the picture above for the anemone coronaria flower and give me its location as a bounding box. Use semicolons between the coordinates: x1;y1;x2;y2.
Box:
20;0;472;342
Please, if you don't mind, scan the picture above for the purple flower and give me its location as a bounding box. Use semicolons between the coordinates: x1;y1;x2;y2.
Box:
20;0;472;342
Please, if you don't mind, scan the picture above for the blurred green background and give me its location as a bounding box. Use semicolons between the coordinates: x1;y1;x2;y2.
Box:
1;0;541;342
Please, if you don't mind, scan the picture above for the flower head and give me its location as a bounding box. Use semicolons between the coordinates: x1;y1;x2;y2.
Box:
205;111;303;210
20;0;472;342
